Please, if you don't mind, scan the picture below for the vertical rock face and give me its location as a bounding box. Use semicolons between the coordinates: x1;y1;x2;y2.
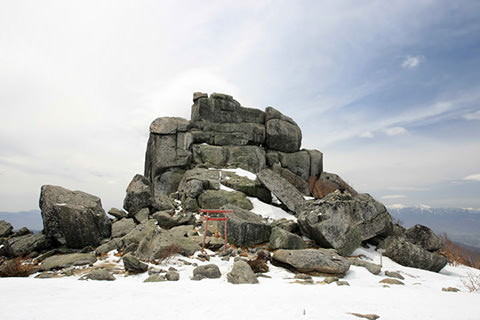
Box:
265;107;302;153
39;185;111;248
123;174;152;215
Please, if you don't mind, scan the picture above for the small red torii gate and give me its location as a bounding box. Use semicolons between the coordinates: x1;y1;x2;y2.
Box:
200;209;232;252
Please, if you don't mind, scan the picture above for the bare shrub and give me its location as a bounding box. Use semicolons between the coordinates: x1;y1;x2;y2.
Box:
0;258;36;277
439;234;480;269
462;272;480;292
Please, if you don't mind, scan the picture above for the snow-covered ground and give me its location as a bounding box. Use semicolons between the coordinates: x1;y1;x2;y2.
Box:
1;246;479;320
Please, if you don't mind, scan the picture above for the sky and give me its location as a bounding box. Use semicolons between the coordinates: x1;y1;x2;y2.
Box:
1;0;479;212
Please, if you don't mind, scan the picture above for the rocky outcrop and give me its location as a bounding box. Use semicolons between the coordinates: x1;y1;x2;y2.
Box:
39;253;97;271
272;249;351;276
297;191;392;255
257;169;304;212
123;174;152;215
111;218;136;238
198;190;253;211
227;260;258;284
152;211;195;229
192;145;266;173
39;185;111;248
217;205;271;247
384;236;448;272
405;224;444;252
220;171;271;203
0;220;13;238
268;227;306;250
4;232;51;258
309;172;357;199
265;107;302;153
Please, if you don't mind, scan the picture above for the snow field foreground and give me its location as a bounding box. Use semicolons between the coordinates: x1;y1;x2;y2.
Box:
1;246;480;320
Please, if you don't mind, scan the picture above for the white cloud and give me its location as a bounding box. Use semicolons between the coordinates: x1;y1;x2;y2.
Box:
463;110;480;120
387;186;430;191
384;126;408;136
359;131;374;138
402;55;424;69
464;174;480;182
381;194;407;199
386;203;407;209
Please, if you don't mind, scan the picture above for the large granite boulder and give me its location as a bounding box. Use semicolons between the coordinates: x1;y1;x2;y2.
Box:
198;190;253;211
265;107;302;153
296;191;392;255
257;168;304;212
405;224;445;252
309;172;357;199
111;218;136;238
0;220;13;238
272;249;351;276
271;165;310;196
217;205;271;247
119;219;158;249
384;236;448;272
268;227;306;250
227;260;258;284
39;252;97;271
220;171;271;204
4;232;51;257
192;145;266;173
152;211;195;229
192;263;221;280
123;174;152;215
191;93;265;124
190;121;265;146
39;185;111;248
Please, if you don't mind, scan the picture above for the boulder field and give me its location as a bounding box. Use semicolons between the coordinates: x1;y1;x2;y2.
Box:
0;92;448;280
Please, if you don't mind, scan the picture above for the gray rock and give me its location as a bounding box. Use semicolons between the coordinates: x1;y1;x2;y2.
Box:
123;253;148;273
191;94;265;124
227;260;258;284
348;313;380;320
151;194;175;212
150;117;189;135
277;150;311;181
384;236;448;272
379;278;404;285
306;149;323;178
257;169;305;213
405;224;445;252
271;219;299;234
152;211;196;229
39;185;112;248
134;208;150;224
268;227;306;250
220;171;271;203
178;168;221;197
39;253;97;271
384;270;404;280
347;258;382;275
153;168;185;196
193;92;208;102
310;172;358;199
217;205;271;247
336;280;350;286
192;264;221;280
82;269;115;281
198;190;253;211
272;249;351;276
265;107;302;153
0;220;13;237
192;145;266;173
296;191;392;256
12;227;32;238
112;218;136;238
108;208;127;219
442;287;460;292
120;219;158;249
272;165;310;195
123;174;152;215
4;232;51;258
144;274;166;282
191;121;265;146
95;238;121;255
165;270;180;281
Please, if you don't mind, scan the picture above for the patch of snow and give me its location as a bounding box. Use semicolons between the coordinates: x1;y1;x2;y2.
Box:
219;183;236;192
221;168;257;180
271;194;282;205
247;197;297;222
55;203;67;206
303;196;314;200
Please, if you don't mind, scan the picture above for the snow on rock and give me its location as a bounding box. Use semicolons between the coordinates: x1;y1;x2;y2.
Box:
248;197;297;222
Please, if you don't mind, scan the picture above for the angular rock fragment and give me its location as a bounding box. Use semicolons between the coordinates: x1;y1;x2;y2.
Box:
123;174;152;215
257;168;304;213
227;260;258;284
405;224;444;252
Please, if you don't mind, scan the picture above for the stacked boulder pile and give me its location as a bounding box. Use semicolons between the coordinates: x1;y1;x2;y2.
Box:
0;92;448;281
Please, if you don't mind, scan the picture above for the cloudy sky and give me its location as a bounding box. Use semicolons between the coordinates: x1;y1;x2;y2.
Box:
1;0;479;212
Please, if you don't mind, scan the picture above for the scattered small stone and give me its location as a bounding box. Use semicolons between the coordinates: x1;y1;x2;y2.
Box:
442;287;460;292
256;273;272;279
165;271;180;281
196;252;210;262
221;256;230;261
168;266;178;272
81;269;115;281
348;312;380;320
324;277;339;284
295;273;312;280
218;248;234;257
227;260;258;284
337;280;350;286
192;264;221;280
123;253;148;274
379;278;404;285
35;272;61;279
384;271;404;280
291;279;315;285
178;259;192;265
144;274;166;282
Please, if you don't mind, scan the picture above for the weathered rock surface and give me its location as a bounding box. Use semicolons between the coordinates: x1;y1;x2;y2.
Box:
39;185;111;248
0;220;14;237
111;218;136;238
272;249;351;276
297;191;392;255
4;232;51;257
217;205;271;247
272;165;310;195
384;236;448;272
123;253;148;273
192;145;266;173
82;269;115;281
39;253;96;271
227;260;258;284
165;270;180;281
347;257;382;275
190;121;265;146
123;174;152;215
265;107;302;153
405;224;444;252
220;171;271;203
12;227;32;238
134;208;150;224
268;227;306;250
192;264;221;280
198;190;253;211
309;172;357;199
152;211;195;229
144;274;166;282
119;219;158;249
257;168;304;212
108;208;127;219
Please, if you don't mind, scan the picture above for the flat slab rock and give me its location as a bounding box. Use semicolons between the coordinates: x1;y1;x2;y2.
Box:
272;249;351;276
257;168;304;213
39;253;97;271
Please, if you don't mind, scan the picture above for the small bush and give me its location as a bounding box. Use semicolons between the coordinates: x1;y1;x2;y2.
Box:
439;234;480;269
0;258;36;277
462;272;480;292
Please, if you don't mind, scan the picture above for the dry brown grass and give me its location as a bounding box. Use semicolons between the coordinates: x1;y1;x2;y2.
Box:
439;234;480;269
0;258;36;277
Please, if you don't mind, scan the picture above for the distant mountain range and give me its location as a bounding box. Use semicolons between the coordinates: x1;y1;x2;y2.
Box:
387;205;480;250
0;210;43;232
